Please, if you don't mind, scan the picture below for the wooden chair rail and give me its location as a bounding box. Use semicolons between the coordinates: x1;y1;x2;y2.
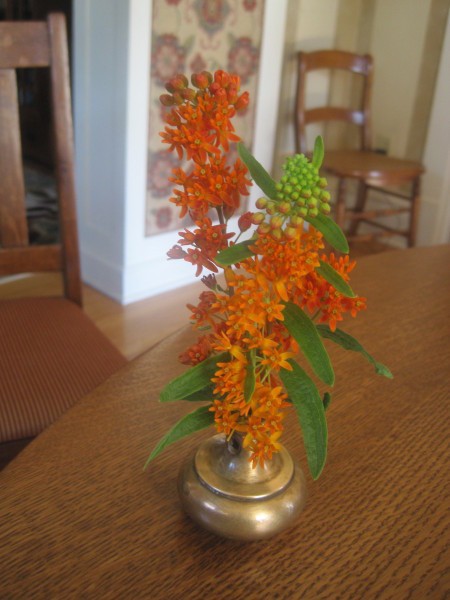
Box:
348;207;411;221
365;184;414;200
305;107;365;126
0;70;28;248
0;245;62;275
0;22;50;68
300;49;372;75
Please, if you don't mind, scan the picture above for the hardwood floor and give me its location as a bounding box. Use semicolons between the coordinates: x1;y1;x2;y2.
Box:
0;239;396;360
0;273;206;360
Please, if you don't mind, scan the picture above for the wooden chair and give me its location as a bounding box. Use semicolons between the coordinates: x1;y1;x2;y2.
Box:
0;14;127;468
295;50;425;247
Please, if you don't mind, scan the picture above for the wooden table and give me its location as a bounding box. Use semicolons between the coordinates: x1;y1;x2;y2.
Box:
1;246;449;599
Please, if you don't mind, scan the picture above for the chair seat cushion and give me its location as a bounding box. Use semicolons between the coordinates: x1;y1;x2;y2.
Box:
322;150;424;182
0;297;127;443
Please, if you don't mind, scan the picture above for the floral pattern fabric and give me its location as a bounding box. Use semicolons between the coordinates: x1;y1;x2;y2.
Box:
146;0;265;236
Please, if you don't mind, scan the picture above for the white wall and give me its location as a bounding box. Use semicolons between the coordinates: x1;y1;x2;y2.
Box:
73;0;129;301
421;12;450;245
74;0;288;304
370;0;431;156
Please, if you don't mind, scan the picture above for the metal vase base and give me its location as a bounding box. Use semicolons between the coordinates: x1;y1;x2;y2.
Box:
178;434;307;541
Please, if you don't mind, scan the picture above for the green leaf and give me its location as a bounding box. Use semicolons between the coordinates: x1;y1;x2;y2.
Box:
280;360;328;480
317;325;393;379
160;352;229;402
215;239;255;266
305;213;349;254
283;302;335;386
323;392;331;411
316;260;356;298
144;405;214;468
244;349;256;403
312;135;324;168
237;142;278;199
182;384;216;402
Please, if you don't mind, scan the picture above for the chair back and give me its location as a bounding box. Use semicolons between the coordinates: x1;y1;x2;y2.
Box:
295;50;373;155
0;13;81;306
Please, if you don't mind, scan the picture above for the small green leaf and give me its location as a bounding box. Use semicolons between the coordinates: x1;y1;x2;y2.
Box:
323;392;331;411
215;239;255;266
280;360;328;480
160;352;229;402
144;405;214;468
283;302;335;386
312;135;324;168
244;349;256;403
237;142;278;199
305;213;349;254
316;260;356;298
317;325;393;379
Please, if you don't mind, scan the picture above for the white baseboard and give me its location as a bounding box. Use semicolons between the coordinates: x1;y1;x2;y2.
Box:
80;248;124;302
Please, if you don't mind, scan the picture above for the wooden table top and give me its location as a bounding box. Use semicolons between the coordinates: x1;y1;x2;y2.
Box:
1;245;449;599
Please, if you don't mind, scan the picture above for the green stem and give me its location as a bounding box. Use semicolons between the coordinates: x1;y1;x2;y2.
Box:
216;206;225;226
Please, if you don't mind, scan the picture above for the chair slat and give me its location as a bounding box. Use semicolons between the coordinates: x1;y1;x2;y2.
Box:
0;70;28;249
303;50;372;75
305;107;365;126
48;13;82;306
0;22;50;68
0;245;62;275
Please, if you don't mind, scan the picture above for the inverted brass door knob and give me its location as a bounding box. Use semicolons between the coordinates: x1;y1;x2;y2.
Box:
178;434;307;541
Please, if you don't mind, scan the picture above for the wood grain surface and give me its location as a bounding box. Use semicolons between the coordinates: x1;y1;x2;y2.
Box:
0;246;449;599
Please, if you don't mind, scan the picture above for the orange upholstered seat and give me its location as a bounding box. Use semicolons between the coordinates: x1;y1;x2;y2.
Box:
0;298;127;442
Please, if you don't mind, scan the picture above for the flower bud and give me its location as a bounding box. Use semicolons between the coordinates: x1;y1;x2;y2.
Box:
180;88;196;101
255;197;268;209
271;228;283;241
159;94;175;107
289;215;304;228
165;74;188;93
214;70;231;88
172;92;184;105
278;201;291;214
257;223;271;235
251;212;265;224
227;84;238;104
270;215;284;229
191;71;212;89
238;211;253;232
284;226;297;240
266;201;276;215
235;92;249;111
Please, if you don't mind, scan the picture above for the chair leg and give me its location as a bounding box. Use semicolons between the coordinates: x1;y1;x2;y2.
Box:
408;177;421;247
348;180;368;236
335;178;347;232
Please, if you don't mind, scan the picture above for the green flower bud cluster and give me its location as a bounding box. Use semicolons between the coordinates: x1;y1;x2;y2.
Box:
251;153;331;240
278;154;331;218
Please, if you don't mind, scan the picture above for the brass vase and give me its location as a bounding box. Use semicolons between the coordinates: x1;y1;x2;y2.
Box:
178;433;307;541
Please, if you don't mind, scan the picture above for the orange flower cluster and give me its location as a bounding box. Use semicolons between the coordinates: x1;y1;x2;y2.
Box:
161;71;251;277
298;253;367;331
161;70;366;468
177;228;365;467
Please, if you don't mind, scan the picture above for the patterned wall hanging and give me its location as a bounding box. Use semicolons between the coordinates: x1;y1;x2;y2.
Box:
146;0;265;236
